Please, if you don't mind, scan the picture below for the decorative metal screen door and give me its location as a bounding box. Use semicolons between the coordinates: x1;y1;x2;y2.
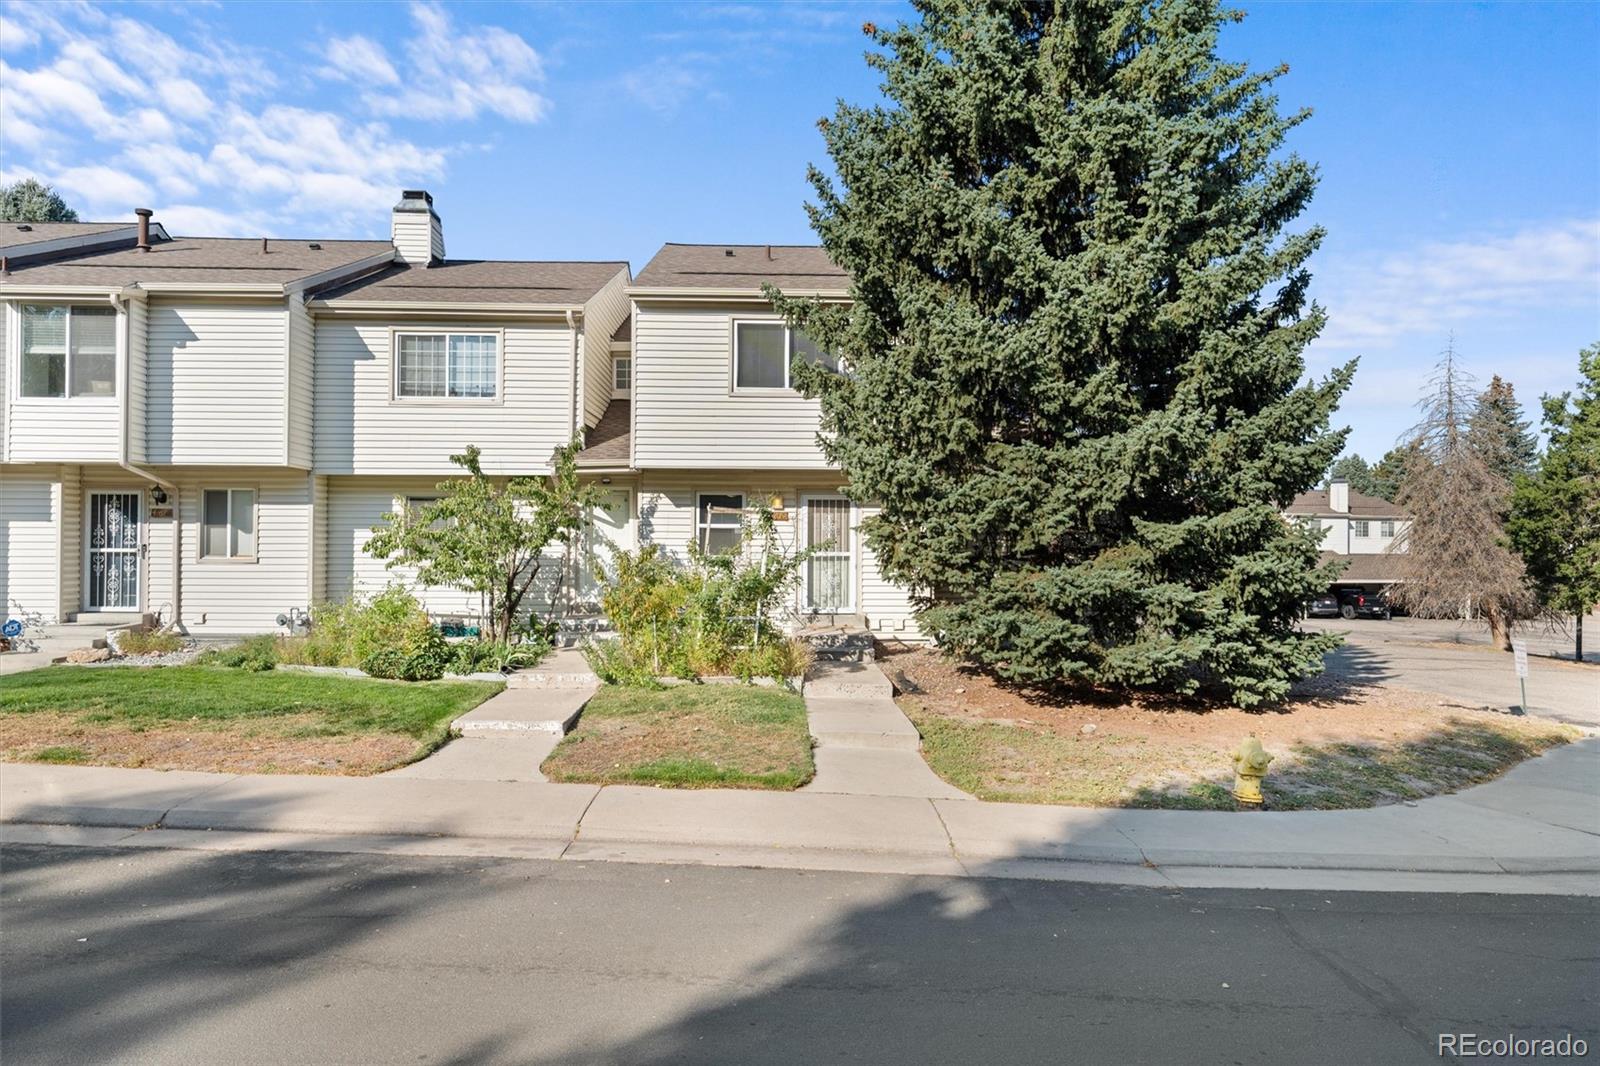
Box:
87;492;140;610
805;497;854;613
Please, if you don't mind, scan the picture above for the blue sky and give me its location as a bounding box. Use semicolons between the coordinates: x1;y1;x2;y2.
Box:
1;1;1595;461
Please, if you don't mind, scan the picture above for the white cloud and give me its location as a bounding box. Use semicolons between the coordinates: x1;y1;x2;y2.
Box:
0;11;39;51
323;35;399;86
354;3;550;123
1316;218;1600;351
621;53;721;115
0;4;537;236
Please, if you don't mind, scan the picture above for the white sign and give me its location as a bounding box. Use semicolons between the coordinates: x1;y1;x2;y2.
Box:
1512;641;1529;679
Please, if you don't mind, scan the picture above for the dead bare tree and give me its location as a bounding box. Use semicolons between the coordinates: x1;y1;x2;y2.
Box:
1390;341;1534;649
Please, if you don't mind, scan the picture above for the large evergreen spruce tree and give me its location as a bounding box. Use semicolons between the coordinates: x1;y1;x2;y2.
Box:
774;0;1352;705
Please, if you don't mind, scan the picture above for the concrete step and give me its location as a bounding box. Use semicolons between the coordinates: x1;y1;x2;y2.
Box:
797;622;876;663
805;746;970;799
806;696;921;751
802;660;894;699
452;687;592;736
506;646;600;689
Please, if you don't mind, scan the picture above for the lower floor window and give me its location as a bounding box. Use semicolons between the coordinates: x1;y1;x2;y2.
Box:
697;493;744;555
202;489;256;559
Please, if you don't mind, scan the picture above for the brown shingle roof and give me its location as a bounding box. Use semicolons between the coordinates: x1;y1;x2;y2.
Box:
610;316;631;343
0;235;392;288
317;260;628;306
634;243;847;290
0;221;132;254
575;400;630;468
1321;552;1409;583
1286;489;1407;519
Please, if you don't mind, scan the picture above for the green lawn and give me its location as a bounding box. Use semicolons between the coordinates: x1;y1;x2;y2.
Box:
542;684;814;790
0;665;502;775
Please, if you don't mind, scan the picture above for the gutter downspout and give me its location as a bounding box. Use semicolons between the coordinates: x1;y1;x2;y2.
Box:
566;308;580;443
563;308;582;624
110;290;180;627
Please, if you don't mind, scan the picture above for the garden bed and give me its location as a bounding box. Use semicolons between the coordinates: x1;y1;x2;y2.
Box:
541;684;814;790
0;665;502;776
883;647;1578;810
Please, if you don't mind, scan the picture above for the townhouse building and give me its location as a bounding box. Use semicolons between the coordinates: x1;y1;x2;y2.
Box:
1284;477;1411;593
0;192;920;639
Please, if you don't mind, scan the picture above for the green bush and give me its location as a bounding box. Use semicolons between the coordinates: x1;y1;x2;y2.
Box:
199;634;279;671
445;638;550;675
582;638;661;688
114;627;185;656
591;507;818;684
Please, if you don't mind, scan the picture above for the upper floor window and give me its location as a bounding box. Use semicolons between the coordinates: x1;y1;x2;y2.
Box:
733;321;838;392
1352;520;1370;537
1379;520;1396;538
613;356;631;392
20;304;116;398
394;331;498;400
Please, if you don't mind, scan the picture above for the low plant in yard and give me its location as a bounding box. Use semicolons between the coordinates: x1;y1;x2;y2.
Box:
197;634;280;671
589;508;819;683
541;684;813;789
112;627;185;656
444;637;550;676
0;665;501;775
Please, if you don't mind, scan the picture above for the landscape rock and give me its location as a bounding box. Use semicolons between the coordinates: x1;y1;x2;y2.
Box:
65;646;111;664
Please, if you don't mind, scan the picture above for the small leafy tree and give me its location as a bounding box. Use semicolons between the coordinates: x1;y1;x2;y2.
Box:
1509;344;1600;661
0;179;79;222
367;441;604;643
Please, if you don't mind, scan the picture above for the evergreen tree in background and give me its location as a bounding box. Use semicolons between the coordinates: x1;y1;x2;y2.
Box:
1471;375;1539;487
1367;444;1412;503
0;179;79;223
773;0;1351;706
1509;344;1600;661
1325;455;1377;497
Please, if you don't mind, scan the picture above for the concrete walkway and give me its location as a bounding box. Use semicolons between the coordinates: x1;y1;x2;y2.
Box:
801;661;970;800
5;736;1596;895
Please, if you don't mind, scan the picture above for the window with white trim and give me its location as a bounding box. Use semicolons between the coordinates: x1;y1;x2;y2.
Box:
612;356;631;391
1352;520;1370;538
697;493;744;555
20;304;116;398
404;495;449;531
201;489;255;559
395;332;498;399
1379;520;1396;538
733;322;838;391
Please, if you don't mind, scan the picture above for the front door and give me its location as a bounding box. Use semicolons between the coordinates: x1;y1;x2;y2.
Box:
577;489;632;607
803;496;854;613
86;491;141;611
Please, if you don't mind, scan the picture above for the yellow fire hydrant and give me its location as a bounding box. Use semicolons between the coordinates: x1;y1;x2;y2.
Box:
1231;736;1273;808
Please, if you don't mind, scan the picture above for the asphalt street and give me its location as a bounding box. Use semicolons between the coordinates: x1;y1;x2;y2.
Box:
3;843;1596;1065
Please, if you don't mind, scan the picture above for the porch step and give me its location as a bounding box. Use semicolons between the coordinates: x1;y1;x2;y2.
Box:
802;660;895;699
797;622;876;663
452;687;592;735
806;697;921;751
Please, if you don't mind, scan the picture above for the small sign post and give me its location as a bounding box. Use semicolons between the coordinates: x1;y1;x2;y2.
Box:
1512;640;1529;714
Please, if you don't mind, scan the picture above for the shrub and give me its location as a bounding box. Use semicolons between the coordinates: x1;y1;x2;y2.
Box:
445;638;550;675
582;638;661;688
199;634;279;671
114;627;184;656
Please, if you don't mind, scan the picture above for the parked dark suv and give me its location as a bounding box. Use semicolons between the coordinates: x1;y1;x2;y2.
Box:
1336;588;1391;620
1305;593;1340;618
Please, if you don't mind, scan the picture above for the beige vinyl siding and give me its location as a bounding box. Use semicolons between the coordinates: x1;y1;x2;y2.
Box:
580;269;630;428
309;474;328;604
58;465;81;618
313;318;575;476
0;306;7;462
323;477;567;620
0;470;60;623
126;298;148;464
632;305;830;470
146;301;288;465
856;504;921;639
286;294;315;468
167;469;312;633
143;482;176;624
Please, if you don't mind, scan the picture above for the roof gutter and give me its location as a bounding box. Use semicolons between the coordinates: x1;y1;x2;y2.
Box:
307;300;583;319
566;308;580;442
626;287;850;303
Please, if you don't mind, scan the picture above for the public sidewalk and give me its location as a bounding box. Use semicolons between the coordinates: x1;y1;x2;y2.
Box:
4;736;1596;895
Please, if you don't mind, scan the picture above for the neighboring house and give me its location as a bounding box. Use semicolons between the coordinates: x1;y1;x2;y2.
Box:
0;194;919;638
1283;477;1411;592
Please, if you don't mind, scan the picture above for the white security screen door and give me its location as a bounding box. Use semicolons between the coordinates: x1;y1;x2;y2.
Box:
578;489;632;605
805;496;854;612
87;491;140;610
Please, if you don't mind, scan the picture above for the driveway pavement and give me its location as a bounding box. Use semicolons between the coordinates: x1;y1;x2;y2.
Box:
4;843;1595;1065
1307;619;1600;727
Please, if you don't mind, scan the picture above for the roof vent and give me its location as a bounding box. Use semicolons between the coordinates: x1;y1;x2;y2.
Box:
309;242;322;250
724;249;735;257
261;237;269;254
134;208;152;252
16;224;32;232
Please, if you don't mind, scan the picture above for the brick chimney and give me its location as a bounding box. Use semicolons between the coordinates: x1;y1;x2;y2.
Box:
391;189;444;266
1328;477;1350;514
